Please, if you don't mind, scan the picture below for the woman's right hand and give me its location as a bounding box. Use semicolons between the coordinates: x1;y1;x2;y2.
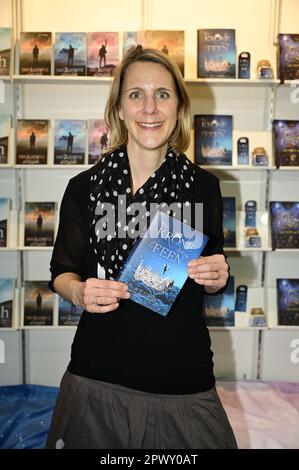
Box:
73;278;131;314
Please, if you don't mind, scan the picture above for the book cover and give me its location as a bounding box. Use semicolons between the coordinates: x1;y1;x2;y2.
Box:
88;119;110;164
58;296;83;326
194;115;233;166
0;115;10;164
270;201;299;249
117;211;209;316
278;34;299;81
16;119;48;164
24;202;55;246
0;197;10;247
277;279;299;326
0;278;14;328
19;32;52;75
87;32;119;76
122;30;184;76
222;197;236;247
55;32;86;76
54;119;86;164
0;27;12;76
197;29;236;78
273;120;299;167
24;281;54;326
203;276;235;326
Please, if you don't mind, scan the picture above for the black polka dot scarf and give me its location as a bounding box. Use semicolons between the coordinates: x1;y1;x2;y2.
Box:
88;145;197;280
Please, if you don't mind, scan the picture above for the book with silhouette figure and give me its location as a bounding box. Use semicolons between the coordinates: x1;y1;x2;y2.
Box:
116;210;209;316
24;202;55;246
23;281;54;326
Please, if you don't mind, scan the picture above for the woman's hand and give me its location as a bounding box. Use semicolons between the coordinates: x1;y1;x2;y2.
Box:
187;254;229;294
72;278;130;314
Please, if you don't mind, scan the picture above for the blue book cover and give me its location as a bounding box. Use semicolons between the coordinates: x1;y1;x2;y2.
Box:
54;119;86;164
277;279;299;326
58;296;83;326
0;278;14;328
203;276;235;326
117;211;209;316
197;29;236;78
270;201;299;249
194;115;232;166
222;197;236;247
54;32;86;76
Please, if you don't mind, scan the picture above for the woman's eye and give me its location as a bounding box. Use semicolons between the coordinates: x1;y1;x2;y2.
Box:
129;91;142;99
157;90;169;99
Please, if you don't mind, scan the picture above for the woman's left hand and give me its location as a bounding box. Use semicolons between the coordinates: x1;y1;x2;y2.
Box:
187;254;229;293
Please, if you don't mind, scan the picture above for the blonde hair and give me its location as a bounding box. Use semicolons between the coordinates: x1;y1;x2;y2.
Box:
104;47;191;153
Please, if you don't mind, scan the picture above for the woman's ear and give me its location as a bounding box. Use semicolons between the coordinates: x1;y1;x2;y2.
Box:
118;104;124;121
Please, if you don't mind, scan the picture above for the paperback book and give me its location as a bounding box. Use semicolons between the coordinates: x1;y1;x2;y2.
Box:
194;115;233;166
0;278;14;328
197;29;236;78
270;201;299;249
88;119;110;164
278;34;299;81
203;276;235;326
87;32;119;76
273;120;299;167
277;279;299;326
54;119;86;164
117;211;209;316
16;119;49;164
222;197;236;247
0;27;12;75
58;297;83;326
24;281;54;326
0;115;10;164
24;202;55;246
19;32;52;75
55;32;86;76
0;197;10;247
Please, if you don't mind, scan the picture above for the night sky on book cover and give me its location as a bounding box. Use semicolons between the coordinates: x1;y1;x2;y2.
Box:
277;279;299;326
203;276;235;326
273;120;299;167
117;211;208;316
270;202;299;249
194;115;232;166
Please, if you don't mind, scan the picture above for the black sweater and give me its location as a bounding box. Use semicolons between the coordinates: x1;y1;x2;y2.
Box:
49;156;226;394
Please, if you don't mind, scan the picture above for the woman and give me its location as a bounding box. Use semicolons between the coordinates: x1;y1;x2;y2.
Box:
46;47;237;449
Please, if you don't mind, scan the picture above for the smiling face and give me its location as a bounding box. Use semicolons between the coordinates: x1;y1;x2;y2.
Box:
118;61;179;154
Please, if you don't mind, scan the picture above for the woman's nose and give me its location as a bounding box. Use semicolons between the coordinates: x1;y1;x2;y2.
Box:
143;94;158;114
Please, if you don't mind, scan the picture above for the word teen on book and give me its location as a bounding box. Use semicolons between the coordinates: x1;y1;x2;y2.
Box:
94;198;204;242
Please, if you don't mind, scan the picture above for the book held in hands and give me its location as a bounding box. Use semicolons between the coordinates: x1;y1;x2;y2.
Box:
117;211;209;316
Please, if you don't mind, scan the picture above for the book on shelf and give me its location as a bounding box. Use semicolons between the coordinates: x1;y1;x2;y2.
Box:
0;115;10;164
54;32;87;76
16;119;49;164
23;281;54;326
58;296;84;326
0;197;10;247
197;29;236;78
270;201;299;249
88;119;111;164
87;32;119;77
278;34;299;81
194;115;233;166
54;119;86;164
273;120;299;167
0;27;12;76
24;201;56;247
122;30;185;76
0;278;14;328
222;197;236;248
203;276;235;326
116;210;209;316
19;32;52;75
277;279;299;326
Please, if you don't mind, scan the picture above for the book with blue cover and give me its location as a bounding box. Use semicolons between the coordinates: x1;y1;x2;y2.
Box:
197;29;236;78
58;296;83;326
203;276;235;326
194;115;233;166
222;197;236;247
270;201;299;249
117;211;209;316
277;279;299;326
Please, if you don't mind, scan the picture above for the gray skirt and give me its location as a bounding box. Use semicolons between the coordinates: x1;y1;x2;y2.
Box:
46;371;237;449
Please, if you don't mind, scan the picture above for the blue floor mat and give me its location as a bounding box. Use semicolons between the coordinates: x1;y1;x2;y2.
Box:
0;385;59;449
